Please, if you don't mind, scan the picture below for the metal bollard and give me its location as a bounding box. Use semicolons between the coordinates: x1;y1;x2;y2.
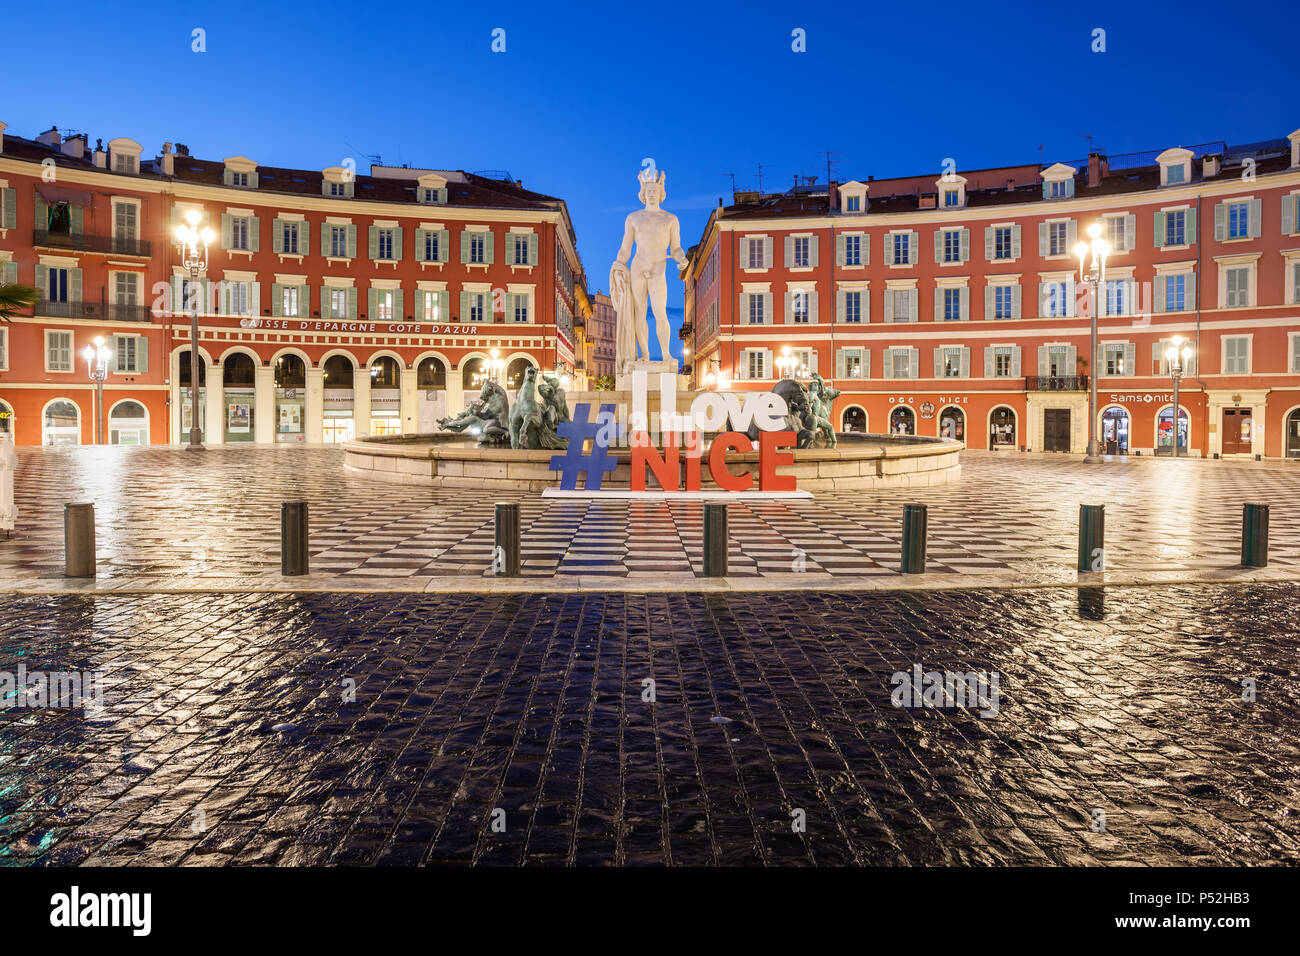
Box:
281;500;309;576
1078;504;1105;572
1241;503;1269;568
494;502;520;576
900;503;927;574
703;502;728;577
64;502;96;578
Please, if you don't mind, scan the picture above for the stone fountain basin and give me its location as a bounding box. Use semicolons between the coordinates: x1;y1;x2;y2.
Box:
343;432;962;492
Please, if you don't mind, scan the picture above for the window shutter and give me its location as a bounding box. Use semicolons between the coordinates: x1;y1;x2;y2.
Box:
762;236;773;267
345;225;356;259
959;227;970;262
70;268;83;302
1038;345;1049;376
809;236;819;267
984;285;994;319
1067;277;1078;317
459;230;471;264
908;231;919;264
1214;202;1226;241
528;233;537;265
809;290;819;322
270;283;282;317
1153;211;1166;248
835;349;846;379
883;289;894;321
35;196;48;231
762;292;773;323
934;230;944;264
959;287;969;320
34;264;47;299
70;205;83;235
1123;214;1136;250
835;235;846;266
783;236;794;267
862;234;870;266
484;229;495;265
1185;272;1197;312
460;290;470;322
983;347;994;378
984;226;994;260
3;261;15;285
367;226;379;260
1038;222;1048;256
1248;198;1262;238
246;215;259;252
1037;282;1048;318
105;334;119;372
437;290;449;322
414;228;427;262
2;188;16;229
1284;195;1297;235
366;287;377;319
908;347;919;378
1011;284;1022;319
836;289;846;322
738;237;748;266
933;289;943;322
394;288;404;320
1066;220;1077;250
783;291;793;323
908;290;918;323
221;213;232;249
960;347;970;378
1123;343;1136;376
393;227;404;259
1065;345;1078;371
1042;181;1052;200
933;347;942;378
1186;208;1197;244
414;289;426;322
861;290;869;323
1154;275;1166;313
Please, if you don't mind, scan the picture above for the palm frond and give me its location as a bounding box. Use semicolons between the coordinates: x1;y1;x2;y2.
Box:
0;283;40;322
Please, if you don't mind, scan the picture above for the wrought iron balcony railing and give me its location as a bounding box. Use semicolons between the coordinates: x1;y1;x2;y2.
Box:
1025;375;1089;392
33;229;152;257
36;300;155;323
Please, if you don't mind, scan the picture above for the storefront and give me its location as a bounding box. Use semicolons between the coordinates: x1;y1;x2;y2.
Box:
222;354;256;443
938;405;965;442
1101;406;1130;454
989;406;1017;449
109;401;150;445
1157;405;1189;455
368;357;402;437
1287;408;1300;459
178;350;206;443
841;406;866;433
889;405;916;435
43;399;80;446
275;354;307;444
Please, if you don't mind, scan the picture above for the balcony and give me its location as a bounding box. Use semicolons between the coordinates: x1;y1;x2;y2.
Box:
33;229;152;258
677;322;694;340
36;300;155;323
1025;375;1089;392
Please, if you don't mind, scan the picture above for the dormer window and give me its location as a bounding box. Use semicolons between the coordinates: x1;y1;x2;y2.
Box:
223;157;259;189
417;173;449;205
1040;163;1076;200
1156;148;1194;187
1290;128;1300;169
322;167;355;198
943;189;960;207
837;180;869;214
934;174;967;208
107;137;142;175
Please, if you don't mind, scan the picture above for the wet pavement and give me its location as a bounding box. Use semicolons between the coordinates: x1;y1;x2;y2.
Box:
2;445;1300;590
1;584;1297;866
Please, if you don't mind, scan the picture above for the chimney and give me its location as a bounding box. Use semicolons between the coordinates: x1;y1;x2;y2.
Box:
160;142;175;176
1087;152;1102;187
36;126;61;147
176;143;190;157
1202;154;1220;178
61;133;86;161
828;181;839;212
1006;178;1016;191
93;138;106;169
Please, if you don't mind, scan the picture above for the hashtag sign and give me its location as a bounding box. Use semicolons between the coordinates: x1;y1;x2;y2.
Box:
550;403;620;490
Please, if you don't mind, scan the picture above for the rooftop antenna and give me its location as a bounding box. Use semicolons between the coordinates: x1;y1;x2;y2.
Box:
756;162;767;193
820;150;842;184
345;140;383;169
722;171;737;193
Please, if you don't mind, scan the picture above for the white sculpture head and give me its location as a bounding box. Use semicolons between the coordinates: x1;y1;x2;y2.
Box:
638;167;666;207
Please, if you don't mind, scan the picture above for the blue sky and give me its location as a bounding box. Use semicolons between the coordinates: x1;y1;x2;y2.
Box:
4;0;1295;361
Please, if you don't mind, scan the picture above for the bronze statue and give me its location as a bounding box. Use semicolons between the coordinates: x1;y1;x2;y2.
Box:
509;368;545;449
744;378;816;448
807;373;842;448
438;380;509;445
535;373;570;450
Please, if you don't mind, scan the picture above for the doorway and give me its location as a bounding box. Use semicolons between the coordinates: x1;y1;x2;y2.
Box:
1101;406;1129;454
1287;408;1300;459
1222;408;1253;455
1043;408;1071;452
989;406;1016;449
939;406;965;441
889;406;915;435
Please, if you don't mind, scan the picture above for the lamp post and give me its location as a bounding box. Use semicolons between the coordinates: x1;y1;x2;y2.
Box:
1074;223;1111;463
1164;335;1194;459
82;336;111;445
173;210;216;450
776;346;797;380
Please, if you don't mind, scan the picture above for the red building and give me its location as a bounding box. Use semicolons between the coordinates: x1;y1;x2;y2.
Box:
683;129;1300;459
0;122;584;446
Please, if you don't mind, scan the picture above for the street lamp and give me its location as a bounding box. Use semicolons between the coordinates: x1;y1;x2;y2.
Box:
488;348;505;385
82;336;112;445
1075;222;1111;462
775;346;798;380
174;209;216;450
1164;335;1194;459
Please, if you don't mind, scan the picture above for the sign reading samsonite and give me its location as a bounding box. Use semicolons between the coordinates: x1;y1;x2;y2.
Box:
1108;392;1177;403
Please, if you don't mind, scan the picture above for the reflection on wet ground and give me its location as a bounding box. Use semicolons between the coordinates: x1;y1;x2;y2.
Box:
1;584;1297;865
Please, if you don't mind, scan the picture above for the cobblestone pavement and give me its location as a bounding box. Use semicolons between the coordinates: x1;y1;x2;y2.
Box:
2;445;1299;590
0;584;1297;866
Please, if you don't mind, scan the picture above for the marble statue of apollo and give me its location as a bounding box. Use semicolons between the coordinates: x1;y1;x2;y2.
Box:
610;167;689;371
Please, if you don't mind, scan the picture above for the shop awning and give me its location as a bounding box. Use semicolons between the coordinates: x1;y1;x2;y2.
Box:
37;185;94;207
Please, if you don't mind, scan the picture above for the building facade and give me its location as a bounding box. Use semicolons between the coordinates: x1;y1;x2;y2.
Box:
0;122;584;446
587;291;617;380
683;129;1300;459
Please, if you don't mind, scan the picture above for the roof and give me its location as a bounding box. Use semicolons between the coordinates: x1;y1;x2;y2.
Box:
0;131;564;211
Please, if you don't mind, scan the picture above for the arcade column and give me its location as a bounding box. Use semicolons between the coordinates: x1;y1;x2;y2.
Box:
306;366;325;444
447;371;464;418
205;366;225;446
352;367;371;439
399;364;418;434
254;365;275;444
